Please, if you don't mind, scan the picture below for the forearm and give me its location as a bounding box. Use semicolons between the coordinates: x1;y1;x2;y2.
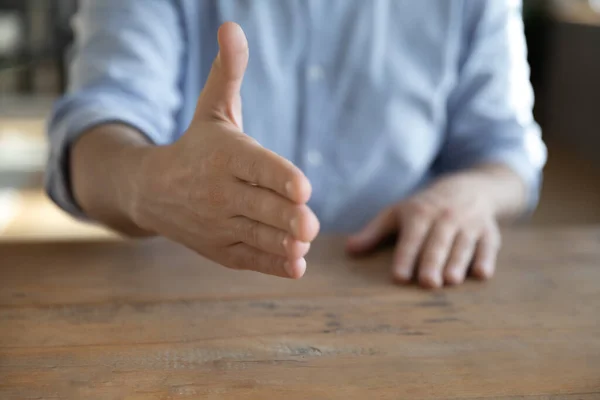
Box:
70;123;156;237
430;163;528;221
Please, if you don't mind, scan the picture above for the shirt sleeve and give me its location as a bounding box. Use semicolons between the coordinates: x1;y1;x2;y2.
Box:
436;0;547;211
45;0;184;218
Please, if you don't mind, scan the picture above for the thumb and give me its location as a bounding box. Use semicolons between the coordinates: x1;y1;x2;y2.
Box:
346;207;397;255
195;22;249;128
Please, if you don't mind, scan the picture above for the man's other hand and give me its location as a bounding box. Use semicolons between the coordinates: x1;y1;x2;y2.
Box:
345;166;526;289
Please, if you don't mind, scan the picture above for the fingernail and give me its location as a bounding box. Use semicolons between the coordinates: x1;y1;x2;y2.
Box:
431;274;443;288
284;258;306;279
297;257;307;277
282;236;289;249
484;263;493;275
302;241;311;254
285;181;294;198
448;269;463;284
421;272;442;288
477;263;492;279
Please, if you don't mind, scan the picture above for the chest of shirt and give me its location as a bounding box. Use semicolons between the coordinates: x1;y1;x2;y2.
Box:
183;0;462;154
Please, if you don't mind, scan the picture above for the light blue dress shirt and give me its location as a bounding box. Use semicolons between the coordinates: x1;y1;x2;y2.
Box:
46;0;546;232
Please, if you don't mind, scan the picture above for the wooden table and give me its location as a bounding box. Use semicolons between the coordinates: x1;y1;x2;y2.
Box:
1;228;599;399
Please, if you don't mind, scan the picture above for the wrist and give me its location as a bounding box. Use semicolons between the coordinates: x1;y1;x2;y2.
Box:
114;143;158;235
71;124;157;237
430;165;527;220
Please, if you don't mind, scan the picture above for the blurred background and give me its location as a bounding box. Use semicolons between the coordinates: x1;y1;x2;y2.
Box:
1;0;600;241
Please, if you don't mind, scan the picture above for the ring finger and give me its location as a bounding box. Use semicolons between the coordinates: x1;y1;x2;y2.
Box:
228;216;311;259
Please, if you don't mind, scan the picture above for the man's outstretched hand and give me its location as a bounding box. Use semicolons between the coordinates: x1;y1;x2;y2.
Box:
135;23;320;278
73;23;319;279
347;166;527;289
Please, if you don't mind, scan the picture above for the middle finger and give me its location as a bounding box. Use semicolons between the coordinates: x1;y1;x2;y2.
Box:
418;221;457;289
228;181;320;242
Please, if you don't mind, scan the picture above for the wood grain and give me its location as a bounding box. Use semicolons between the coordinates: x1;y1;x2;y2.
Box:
1;228;599;399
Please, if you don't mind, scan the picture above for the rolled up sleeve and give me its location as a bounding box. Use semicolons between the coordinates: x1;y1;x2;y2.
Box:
45;0;183;218
437;0;547;211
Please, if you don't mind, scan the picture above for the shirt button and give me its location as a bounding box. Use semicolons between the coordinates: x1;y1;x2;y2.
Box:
307;64;325;81
306;150;323;167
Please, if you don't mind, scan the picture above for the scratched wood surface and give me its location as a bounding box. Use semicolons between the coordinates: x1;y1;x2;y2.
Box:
1;228;599;399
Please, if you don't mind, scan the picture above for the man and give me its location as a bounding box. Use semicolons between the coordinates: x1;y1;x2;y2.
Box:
46;0;546;289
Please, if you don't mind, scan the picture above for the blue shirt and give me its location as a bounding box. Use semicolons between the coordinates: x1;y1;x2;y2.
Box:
46;0;546;232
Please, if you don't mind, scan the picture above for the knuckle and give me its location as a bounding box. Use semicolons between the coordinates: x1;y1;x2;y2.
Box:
245;157;261;183
241;189;259;215
455;248;472;265
438;220;459;240
460;236;476;252
400;233;423;252
406;200;430;218
394;247;411;264
439;207;458;224
288;204;302;221
279;204;300;234
247;221;261;245
288;239;309;259
236;219;260;245
231;220;245;242
458;230;477;246
409;218;430;238
228;149;261;183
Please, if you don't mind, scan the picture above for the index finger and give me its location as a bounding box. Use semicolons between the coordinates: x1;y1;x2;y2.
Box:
229;140;312;204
